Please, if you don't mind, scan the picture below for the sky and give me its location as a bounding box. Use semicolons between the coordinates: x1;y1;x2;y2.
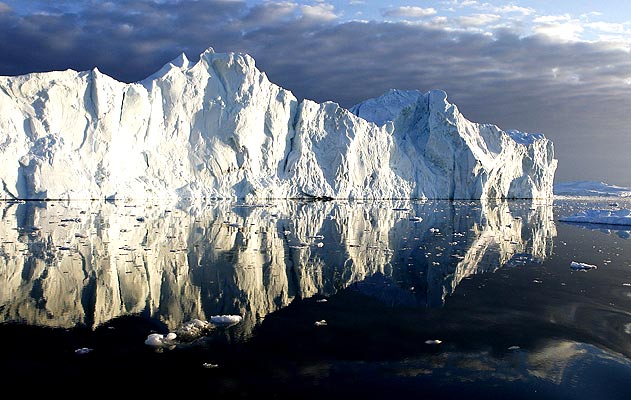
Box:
0;0;629;186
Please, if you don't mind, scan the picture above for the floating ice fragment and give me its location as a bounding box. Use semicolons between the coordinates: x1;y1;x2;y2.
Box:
144;332;177;349
202;362;219;369
559;209;631;226
508;346;520;350
314;320;327;326
425;339;442;345
210;314;242;326
74;347;93;355
316;298;328;303
409;216;423;222
570;261;598;271
429;228;440;233
175;318;213;341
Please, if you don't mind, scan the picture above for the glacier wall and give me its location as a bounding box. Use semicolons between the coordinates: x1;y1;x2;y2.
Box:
0;48;557;201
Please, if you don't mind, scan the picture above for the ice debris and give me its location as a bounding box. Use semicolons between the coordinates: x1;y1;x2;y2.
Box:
145;315;242;350
209;314;243;327
570;261;598;271
74;347;93;355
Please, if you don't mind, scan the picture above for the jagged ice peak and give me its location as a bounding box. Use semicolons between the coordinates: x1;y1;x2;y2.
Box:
0;47;557;203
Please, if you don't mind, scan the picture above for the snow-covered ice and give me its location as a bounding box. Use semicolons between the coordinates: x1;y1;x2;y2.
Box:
559;209;631;226
0;48;556;202
209;314;243;326
144;332;177;350
145;315;242;350
554;181;631;198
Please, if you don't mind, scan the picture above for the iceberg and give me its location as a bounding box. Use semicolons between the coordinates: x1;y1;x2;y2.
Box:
554;181;631;198
0;48;557;202
559;209;631;226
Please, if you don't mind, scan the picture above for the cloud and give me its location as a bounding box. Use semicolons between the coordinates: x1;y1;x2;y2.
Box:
493;5;534;15
382;6;437;19
458;13;501;27
586;21;627;34
0;0;629;186
533;20;584;42
300;2;338;22
0;2;11;13
533;14;571;24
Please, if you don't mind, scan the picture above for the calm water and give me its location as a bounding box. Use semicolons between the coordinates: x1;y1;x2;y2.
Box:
1;197;631;398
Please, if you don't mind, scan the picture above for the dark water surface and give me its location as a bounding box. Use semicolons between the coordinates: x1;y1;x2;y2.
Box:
1;197;631;398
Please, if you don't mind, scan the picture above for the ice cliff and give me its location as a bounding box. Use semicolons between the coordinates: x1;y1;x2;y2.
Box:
0;48;557;201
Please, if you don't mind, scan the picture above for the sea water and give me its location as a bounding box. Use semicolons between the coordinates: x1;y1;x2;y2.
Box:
0;197;630;398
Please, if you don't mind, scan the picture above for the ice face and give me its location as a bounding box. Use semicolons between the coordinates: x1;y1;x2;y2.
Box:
0;48;557;202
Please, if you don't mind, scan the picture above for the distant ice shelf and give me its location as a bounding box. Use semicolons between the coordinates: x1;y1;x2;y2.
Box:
554;181;631;198
559;209;631;227
0;47;557;202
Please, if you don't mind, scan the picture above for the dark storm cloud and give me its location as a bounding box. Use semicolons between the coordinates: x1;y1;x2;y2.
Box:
0;0;629;185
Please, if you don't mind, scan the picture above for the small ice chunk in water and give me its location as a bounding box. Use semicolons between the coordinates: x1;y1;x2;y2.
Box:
314;320;327;326
175;318;212;341
425;339;442;345
508;346;520;350
74;347;93;355
570;261;598;271
210;315;242;326
144;332;177;349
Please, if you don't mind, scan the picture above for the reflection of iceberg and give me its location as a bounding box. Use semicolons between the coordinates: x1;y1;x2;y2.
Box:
0;199;555;335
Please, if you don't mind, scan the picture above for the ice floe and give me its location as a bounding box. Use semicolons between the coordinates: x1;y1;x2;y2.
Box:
559;209;631;226
570;261;598;271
